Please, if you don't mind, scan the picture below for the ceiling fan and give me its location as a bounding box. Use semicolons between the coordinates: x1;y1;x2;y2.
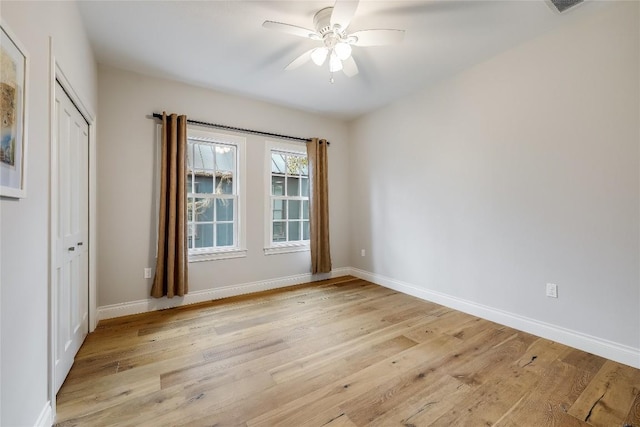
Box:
263;0;405;83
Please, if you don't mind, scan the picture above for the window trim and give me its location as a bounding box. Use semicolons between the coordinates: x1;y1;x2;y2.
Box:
187;127;247;262
264;139;310;255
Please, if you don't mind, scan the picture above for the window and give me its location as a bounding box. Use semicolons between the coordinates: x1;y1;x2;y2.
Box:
186;129;246;261
265;141;310;255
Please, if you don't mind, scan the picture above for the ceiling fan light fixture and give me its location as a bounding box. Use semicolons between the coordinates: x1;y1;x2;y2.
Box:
263;0;406;82
329;52;343;72
334;42;352;60
311;47;329;66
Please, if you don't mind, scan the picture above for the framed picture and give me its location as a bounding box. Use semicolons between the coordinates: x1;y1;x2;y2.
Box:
0;21;28;198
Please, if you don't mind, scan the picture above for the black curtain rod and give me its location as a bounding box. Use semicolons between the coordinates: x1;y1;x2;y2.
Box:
151;113;329;145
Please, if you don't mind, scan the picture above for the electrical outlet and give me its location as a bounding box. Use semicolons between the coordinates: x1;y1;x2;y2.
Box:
546;283;558;298
144;268;152;279
361;249;366;257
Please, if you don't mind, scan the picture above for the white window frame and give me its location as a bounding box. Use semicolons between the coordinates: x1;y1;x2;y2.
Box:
264;139;310;255
187;128;247;262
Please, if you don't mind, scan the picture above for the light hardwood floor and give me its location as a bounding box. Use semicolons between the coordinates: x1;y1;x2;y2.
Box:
55;276;640;427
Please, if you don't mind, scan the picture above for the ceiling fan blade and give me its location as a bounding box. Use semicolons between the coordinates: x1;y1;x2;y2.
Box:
330;0;359;31
342;56;359;77
351;29;405;47
263;21;320;40
285;49;314;71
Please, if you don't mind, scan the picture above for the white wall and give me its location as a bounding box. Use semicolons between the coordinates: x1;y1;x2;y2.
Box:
97;65;349;309
349;2;639;364
1;4;636;424
0;1;97;426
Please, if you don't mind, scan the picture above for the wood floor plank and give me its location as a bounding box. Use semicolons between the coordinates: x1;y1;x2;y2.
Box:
299;407;359;427
623;390;640;426
55;276;640;427
494;359;593;427
55;376;161;421
568;360;640;426
364;374;472;427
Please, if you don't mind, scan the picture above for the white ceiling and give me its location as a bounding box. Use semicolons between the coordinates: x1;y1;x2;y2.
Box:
78;0;610;120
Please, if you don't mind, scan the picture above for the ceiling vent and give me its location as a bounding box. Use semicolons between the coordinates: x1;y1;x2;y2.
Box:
548;0;584;13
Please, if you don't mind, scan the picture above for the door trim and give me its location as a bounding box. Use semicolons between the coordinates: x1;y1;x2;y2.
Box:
48;37;97;422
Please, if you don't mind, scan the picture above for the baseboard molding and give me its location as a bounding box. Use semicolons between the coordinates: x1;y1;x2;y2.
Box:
97;267;352;321
34;401;52;427
350;267;640;369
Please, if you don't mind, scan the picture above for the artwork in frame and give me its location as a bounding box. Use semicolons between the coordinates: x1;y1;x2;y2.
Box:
0;21;28;198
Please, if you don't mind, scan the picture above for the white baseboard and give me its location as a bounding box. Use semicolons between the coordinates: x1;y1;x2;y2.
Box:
34;401;52;427
97;267;352;321
350;268;640;369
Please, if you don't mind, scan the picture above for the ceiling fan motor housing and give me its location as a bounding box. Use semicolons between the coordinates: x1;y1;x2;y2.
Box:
313;7;355;48
313;7;335;35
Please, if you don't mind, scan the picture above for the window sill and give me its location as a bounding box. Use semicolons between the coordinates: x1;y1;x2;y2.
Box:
189;248;247;263
264;244;310;256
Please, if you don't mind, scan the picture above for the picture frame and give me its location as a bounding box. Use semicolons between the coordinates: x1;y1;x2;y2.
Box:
0;20;28;198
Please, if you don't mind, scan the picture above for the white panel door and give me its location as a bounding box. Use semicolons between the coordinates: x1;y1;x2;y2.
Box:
54;81;89;392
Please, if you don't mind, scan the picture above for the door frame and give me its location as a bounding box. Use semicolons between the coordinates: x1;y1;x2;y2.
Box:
48;37;97;421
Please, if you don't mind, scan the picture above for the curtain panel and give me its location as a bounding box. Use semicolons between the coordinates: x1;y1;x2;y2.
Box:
151;112;189;298
307;138;332;274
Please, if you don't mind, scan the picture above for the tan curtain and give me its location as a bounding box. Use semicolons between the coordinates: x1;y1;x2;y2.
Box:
307;138;332;274
151;112;189;298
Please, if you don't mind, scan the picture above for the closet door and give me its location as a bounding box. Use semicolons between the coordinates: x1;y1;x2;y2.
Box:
53;81;89;392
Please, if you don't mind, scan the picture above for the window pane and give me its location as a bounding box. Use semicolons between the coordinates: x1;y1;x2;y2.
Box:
192;198;214;221
301;159;308;176
287;177;299;196
273;221;286;242
303;220;310;240
194;174;214;194
191;142;215;171
215;146;235;196
272;175;285;196
288;200;301;219
215;174;233;195
303;200;309;220
272;199;286;220
271;153;285;173
216;199;234;221
287;155;301;175
216;223;234;247
194;223;214;248
301;177;309;197
215;145;235;175
288;221;301;241
187;142;194;170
